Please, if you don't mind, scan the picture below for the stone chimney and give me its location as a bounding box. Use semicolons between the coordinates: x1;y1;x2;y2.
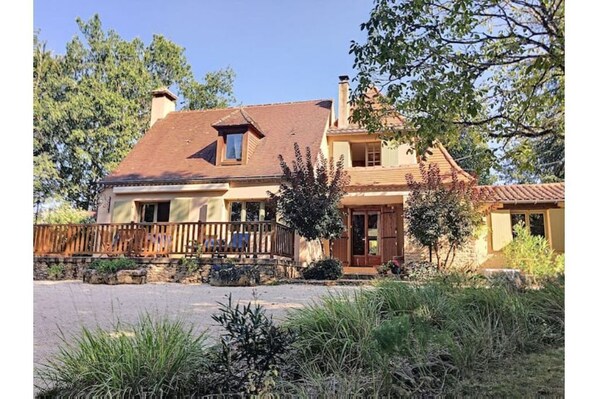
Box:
337;75;350;128
150;87;177;127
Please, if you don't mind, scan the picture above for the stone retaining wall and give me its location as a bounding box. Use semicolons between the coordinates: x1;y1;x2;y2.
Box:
33;256;302;283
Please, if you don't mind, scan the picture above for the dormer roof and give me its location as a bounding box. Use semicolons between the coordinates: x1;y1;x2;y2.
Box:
212;108;265;137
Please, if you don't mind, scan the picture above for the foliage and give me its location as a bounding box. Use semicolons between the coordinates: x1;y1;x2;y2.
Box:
47;263;65;280
405;163;486;269
350;0;564;182
34;16;235;209
376;258;401;275
35;315;208;397
89;258;137;274
500;133;565;183
178;243;204;274
38;201;94;224
402;261;441;281
444;129;499;185
503;223;564;282
302;258;343;280
270;143;350;249
286;276;564;396
207;294;297;396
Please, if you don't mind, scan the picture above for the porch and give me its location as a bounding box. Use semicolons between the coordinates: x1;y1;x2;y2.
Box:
33;221;295;259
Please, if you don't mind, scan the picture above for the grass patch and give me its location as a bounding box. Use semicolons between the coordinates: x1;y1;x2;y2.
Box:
88;258;137;274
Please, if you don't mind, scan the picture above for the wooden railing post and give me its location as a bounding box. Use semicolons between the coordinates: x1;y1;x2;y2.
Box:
270;221;277;259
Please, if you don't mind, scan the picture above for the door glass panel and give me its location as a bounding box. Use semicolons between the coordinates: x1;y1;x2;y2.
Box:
156;202;170;222
246;202;260;222
230;202;242;222
142;204;155;223
510;213;526;237
352;214;365;255
368;213;379;255
529;213;545;237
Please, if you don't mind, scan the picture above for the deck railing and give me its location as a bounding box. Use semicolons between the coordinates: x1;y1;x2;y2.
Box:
33;221;295;259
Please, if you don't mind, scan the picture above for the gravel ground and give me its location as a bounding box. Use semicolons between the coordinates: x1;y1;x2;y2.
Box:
34;281;362;372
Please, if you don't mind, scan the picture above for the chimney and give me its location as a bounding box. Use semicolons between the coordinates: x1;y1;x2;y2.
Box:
150;87;177;127
337;75;350;128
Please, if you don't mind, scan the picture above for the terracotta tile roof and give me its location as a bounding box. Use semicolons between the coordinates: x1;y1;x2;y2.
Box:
102;99;332;184
477;182;565;203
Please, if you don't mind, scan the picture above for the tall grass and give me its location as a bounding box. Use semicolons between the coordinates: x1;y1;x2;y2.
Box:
36;314;208;397
285;276;564;396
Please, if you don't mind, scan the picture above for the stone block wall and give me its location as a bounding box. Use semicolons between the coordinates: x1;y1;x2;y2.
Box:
34;256;303;283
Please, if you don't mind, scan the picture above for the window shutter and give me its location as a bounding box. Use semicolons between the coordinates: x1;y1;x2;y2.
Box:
490;210;513;251
112;200;134;223
332;141;351;167
207;198;224;222
381;142;399;167
548;208;564;252
169;198;191;222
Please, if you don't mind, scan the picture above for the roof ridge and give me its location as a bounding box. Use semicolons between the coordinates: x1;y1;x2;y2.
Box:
172;98;333;115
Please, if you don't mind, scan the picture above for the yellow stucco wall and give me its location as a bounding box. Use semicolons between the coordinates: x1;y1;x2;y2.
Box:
490;210;513;251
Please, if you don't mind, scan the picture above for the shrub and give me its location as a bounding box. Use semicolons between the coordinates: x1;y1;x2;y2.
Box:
302;258;343;280
89;258;137;274
402;261;441;281
40;202;95;224
47;263;65;280
35;315;208;397
207;294;297;396
503;224;564;282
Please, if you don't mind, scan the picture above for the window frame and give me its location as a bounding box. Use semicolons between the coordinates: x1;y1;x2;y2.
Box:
217;128;247;166
227;200;277;223
509;210;547;238
138;201;170;223
350;141;382;168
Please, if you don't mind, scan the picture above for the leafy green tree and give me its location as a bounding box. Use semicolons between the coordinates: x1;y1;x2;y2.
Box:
269;143;350;254
34;15;235;210
350;0;564;180
405;163;485;269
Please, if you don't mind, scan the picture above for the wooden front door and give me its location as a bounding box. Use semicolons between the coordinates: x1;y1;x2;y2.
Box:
351;210;382;267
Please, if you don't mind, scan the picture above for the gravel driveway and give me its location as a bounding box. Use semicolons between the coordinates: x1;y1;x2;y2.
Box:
34;281;362;371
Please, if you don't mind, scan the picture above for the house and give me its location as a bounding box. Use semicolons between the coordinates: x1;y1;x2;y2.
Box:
95;76;564;268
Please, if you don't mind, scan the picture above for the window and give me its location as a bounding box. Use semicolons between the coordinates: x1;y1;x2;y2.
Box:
228;201;276;222
510;211;545;238
139;202;170;222
224;133;243;161
351;142;381;167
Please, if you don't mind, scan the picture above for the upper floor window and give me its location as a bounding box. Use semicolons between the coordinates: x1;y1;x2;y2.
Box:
351;142;381;167
229;200;276;222
224;133;244;161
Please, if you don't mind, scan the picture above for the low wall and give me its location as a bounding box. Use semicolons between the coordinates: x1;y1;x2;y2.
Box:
33;256;302;283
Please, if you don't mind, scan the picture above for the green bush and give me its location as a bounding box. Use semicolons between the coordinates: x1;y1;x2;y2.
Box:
504;224;564;282
206;294;297;396
403;261;441;281
35;315;208;397
89;258;137;274
40;202;95;224
47;263;65;280
302;258;343;280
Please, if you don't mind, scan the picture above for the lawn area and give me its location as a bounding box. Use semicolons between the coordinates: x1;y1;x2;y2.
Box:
453;346;564;397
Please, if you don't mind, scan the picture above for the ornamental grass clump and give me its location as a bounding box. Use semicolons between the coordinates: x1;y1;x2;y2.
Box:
285;275;564;396
88;257;137;274
35;315;208;397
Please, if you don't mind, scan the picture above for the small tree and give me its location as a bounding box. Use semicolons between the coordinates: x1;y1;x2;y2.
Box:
269;143;350;254
405;163;485;269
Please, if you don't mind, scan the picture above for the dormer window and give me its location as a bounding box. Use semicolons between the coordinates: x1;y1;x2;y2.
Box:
224;133;244;161
213;108;265;166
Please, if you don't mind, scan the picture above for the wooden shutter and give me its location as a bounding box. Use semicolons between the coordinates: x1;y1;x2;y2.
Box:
381;205;398;262
112;200;134;223
548;208;564;252
169;198;191;222
331;210;349;266
490;210;513;251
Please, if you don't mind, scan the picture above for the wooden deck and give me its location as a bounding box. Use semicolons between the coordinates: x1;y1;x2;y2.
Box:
33;221;295;259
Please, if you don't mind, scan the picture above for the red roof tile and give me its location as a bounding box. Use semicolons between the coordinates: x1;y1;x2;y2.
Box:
477;182;565;203
102;99;332;184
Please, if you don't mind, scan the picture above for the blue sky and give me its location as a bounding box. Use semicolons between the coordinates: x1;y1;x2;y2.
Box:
34;0;374;106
